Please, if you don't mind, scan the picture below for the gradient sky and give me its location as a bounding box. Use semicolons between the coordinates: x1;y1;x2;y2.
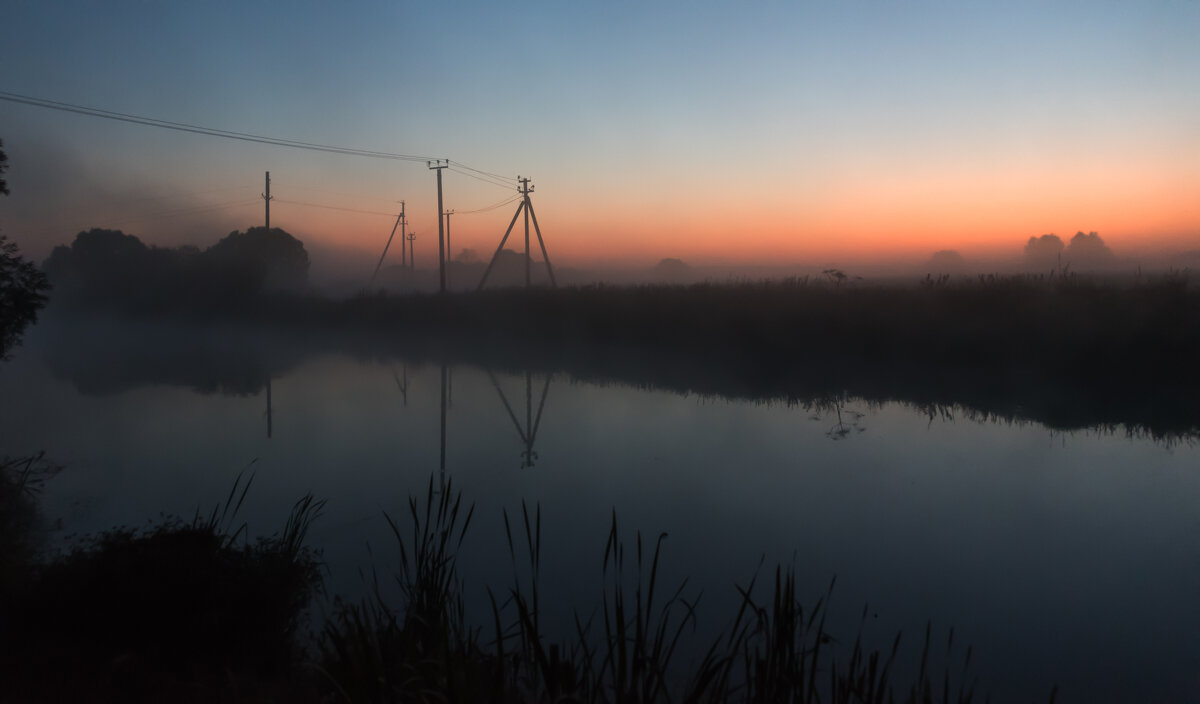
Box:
1;0;1197;270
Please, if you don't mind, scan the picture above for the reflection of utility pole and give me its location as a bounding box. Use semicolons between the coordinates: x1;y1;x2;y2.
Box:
264;377;273;439
478;176;557;290
488;370;552;468
406;232;416;272
428;159;449;293
262;171;273;229
392;364;408;407
439;363;448;492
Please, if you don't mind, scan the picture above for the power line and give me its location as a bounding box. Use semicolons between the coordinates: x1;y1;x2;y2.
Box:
455;194;522;215
448;165;517;190
449;160;516;184
0;90;511;170
273;197;397;217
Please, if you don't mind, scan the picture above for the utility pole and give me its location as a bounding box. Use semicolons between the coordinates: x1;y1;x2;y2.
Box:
428;159;449;293
478;175;557;291
520;177;532;287
399;201;407;269
371;200;405;287
406;232;416;271
444;209;454;288
262;171;273;230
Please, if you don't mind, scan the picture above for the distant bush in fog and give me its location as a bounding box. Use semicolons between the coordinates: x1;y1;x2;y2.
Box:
42;226;309;312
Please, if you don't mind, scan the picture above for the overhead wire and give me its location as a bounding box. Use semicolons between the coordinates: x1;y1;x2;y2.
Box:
455;194;522;215
447;165;517;190
273;198;398;217
449;160;516;184
0;90;509;179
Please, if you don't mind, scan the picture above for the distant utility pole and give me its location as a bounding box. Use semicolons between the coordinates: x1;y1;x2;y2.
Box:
406;232;416;271
371;200;406;287
428;159;449;293
444;209;454;288
400;202;407;269
478;175;557;291
262;171;273;229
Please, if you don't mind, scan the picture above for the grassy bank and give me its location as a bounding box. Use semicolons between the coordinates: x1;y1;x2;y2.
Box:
0;468;326;702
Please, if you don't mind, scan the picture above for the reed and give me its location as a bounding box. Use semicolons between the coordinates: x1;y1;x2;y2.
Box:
318;477;1042;703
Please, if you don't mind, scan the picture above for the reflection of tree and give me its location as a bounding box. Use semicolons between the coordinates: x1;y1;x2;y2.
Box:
793;395;866;441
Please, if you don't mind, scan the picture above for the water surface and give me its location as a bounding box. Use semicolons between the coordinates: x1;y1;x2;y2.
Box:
1;321;1197;702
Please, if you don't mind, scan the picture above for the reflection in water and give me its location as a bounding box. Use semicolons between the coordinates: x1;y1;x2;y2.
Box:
392;364;408;407
264;377;273;439
4;331;1200;702
487;370;552;468
31;318;1200;441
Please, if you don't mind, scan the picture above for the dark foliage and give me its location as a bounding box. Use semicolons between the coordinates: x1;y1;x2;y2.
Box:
0;475;325;702
42;226;308;313
0;235;51;358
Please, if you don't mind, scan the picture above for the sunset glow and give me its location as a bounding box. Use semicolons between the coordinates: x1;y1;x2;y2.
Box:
1;1;1197;273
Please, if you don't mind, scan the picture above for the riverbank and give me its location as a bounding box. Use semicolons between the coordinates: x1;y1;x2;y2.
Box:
35;272;1200;438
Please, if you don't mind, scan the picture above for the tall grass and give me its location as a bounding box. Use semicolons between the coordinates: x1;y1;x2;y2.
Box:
319;478;1038;703
0;469;326;700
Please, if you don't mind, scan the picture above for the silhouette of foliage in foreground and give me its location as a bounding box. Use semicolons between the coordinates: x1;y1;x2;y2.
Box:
318;477;1048;703
0;465;1056;702
0;468;326;702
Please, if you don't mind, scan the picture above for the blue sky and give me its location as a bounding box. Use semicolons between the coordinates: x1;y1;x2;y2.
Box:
2;0;1197;267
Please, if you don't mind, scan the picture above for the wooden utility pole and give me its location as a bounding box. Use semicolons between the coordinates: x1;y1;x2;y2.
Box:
428;159;449;292
262;171;273;229
444;209;454;288
399;201;407;269
522;178;531;287
406;232;416;271
478;176;557;291
371;200;405;287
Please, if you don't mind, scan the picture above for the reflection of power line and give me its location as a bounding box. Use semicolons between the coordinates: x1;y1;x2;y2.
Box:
488;370;552;468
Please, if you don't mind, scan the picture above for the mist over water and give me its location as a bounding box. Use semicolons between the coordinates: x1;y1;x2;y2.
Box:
2;318;1198;702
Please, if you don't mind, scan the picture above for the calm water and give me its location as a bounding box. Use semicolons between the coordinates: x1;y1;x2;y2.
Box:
2;321;1198;702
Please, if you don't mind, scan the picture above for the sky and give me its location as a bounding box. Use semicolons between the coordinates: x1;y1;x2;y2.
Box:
1;0;1197;272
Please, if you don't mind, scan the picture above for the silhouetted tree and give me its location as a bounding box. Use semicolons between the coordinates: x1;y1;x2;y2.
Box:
926;250;965;273
0;236;50;359
1066;231;1114;262
653;257;691;282
0;139;8;196
0;142;52;359
42;229;155;306
1024;234;1064;265
206;227;309;292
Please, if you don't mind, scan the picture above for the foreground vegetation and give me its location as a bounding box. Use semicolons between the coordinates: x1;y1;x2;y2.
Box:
1;461;1058;702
